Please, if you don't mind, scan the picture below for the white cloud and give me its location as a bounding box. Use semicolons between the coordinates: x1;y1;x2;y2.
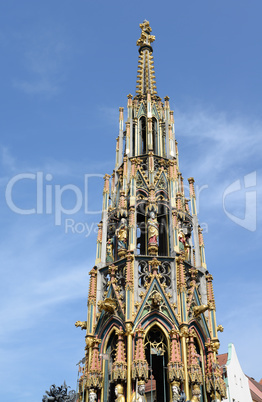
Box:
175;107;262;179
13;25;70;96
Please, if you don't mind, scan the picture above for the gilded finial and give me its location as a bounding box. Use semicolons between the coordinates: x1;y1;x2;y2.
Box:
136;20;155;49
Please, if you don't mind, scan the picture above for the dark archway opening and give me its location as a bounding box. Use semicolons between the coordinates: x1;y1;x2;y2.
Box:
140;116;147;155
137;202;146;255
152;117;157;155
103;331;118;402
145;326;169;402
158;204;169;256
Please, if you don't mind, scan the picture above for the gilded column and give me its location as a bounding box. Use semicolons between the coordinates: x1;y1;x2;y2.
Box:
180;325;190;399
206;274;217;340
125;253;134;321
126;323;133;402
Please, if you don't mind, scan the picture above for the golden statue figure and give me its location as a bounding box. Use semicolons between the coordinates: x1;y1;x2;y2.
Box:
115;383;125;402
131;381;147;402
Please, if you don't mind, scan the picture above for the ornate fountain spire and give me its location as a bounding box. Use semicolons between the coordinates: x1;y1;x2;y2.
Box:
136;20;157;96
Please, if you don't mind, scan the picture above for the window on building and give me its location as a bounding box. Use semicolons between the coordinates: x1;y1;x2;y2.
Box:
140;116;147;154
152;117;157;154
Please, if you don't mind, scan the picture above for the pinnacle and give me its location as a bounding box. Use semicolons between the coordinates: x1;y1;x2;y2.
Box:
136;20;157;96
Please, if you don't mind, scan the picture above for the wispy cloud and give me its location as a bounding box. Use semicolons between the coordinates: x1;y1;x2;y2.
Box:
176;107;262;178
0;218;92;338
175;106;262;226
13;26;70;96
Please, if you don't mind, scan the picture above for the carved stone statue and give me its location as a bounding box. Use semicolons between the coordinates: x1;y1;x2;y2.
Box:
147;212;159;244
88;389;97;402
106;238;114;263
191;384;201;401
75;321;87;330
193;304;209;317
42;382;76;402
115;383;125;401
116;218;128;257
170;381;180;401
178;230;186;251
131;380;147;402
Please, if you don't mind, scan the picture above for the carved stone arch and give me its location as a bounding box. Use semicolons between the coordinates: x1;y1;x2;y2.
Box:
188;321;208;352
144;319;171;347
138;310;178;335
155;189;169;201
98;317;124;344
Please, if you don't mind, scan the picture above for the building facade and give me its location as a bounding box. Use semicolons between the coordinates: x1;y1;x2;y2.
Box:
218;343;262;402
76;21;226;402
218;344;252;402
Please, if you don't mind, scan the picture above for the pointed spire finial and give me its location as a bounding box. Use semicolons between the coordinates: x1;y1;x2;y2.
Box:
136;20;155;50
136;20;157;96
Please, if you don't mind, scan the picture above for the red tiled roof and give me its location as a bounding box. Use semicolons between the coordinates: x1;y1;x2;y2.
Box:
217;353;228;367
247;376;262;402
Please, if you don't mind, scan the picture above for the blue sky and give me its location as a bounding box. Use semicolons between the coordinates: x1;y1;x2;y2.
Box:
0;1;261;401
